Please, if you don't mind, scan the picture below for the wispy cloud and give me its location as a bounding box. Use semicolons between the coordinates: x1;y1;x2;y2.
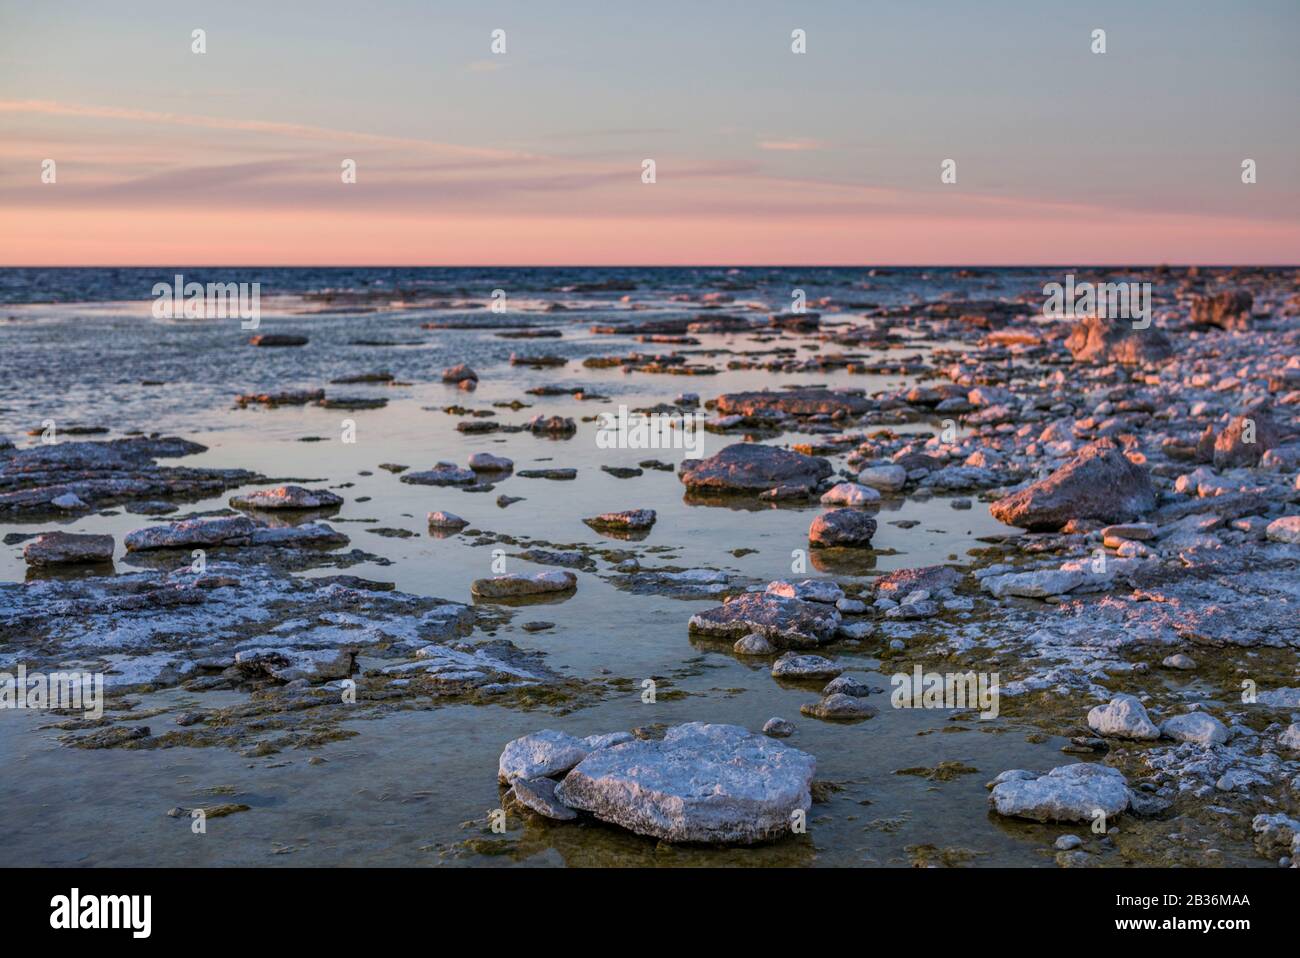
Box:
758;139;825;152
0;100;536;161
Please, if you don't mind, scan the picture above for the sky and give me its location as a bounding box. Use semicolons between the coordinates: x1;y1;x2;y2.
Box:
1;0;1298;265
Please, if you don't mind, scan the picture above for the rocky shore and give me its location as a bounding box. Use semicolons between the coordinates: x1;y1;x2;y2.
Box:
3;266;1298;867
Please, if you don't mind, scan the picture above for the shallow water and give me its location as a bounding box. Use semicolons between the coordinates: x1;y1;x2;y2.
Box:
0;268;1208;867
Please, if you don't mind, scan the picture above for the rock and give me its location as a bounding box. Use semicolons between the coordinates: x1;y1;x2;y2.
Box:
526;415;577;437
427;511;468;529
988;764;1131;822
809;509;877;547
0;436;256;518
762;717;796;738
1161;712;1229;746
885;597;939;620
236;388;324;406
822;675;871;697
990;438;1156;530
983;568;1086;599
837;620;874;640
584;509;656;531
442;364;478;383
1161;653;1197;670
874;565;963;597
468;453;513;472
689;591;842;648
554;722;816;844
471;571;577;599
1102;522;1156;542
248;522;348;549
1087;694;1160;740
679;443;832;495
1210;414;1283;468
517;468;577;480
1190;290;1253;331
248;334;307;347
765;579;844;604
581;732;634;750
1278;725;1300;751
400;463;477;486
229;485;344;510
857;464;907;492
509;777;579;821
800;693;878;721
714;389;870;418
771;652;843;681
23;532;115;566
1257;688;1300;708
1055;834;1083;851
1265;516;1300;544
1064;315;1173;365
820;482;881;506
124;515;259;551
498;730;589;784
733;633;775;655
1251;813;1300;858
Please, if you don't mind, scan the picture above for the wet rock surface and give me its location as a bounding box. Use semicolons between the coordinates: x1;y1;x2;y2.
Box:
22;531;115;566
0;437;261;516
552;723;816;844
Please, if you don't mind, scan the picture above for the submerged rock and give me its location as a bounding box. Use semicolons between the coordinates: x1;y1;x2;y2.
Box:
733;633;775;655
988;764;1131;822
23;532;115;566
554;722;816;844
679;443;832;495
509;777;578;821
990;438;1155;530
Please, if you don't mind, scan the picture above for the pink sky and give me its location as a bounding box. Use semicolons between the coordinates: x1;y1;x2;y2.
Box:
4;99;1299;265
